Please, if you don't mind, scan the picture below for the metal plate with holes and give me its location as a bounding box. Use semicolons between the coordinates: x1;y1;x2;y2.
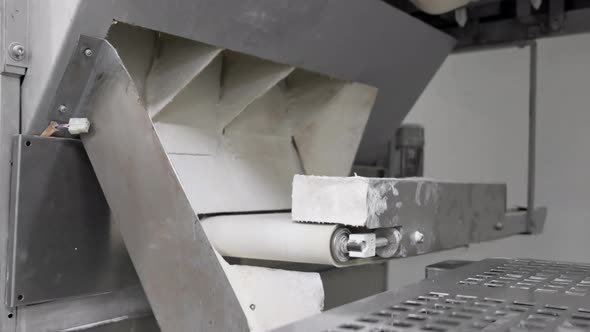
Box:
275;258;590;331
6;135;139;307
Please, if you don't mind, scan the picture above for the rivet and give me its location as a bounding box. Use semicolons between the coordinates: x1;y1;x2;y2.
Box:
8;43;25;61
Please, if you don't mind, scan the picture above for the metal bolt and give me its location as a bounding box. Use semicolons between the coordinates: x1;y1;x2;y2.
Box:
494;222;504;231
8;43;25;61
249;304;256;311
346;240;367;252
410;231;425;244
375;237;389;248
83;48;93;57
57;105;67;114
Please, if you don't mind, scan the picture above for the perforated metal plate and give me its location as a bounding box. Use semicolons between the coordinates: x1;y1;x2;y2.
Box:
458;259;590;297
275;258;590;331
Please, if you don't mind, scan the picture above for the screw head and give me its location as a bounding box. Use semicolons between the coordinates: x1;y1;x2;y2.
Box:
410;231;425;244
249;304;256;311
57;105;67;114
83;48;93;57
9;43;25;61
494;222;504;231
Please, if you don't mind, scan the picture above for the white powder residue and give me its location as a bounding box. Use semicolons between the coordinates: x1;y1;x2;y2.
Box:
424;182;439;205
292;175;369;226
415;181;423;206
367;182;389;219
391;181;399;196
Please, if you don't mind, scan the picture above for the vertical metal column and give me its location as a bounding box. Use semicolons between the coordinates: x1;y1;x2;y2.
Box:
527;41;538;233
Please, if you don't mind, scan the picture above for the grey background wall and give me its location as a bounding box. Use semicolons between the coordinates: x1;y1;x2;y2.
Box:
387;33;590;290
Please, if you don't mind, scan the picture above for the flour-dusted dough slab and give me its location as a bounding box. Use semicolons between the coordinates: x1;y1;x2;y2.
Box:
291;175;507;230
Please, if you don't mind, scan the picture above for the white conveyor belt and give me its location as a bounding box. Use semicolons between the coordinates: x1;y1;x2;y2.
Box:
201;213;348;265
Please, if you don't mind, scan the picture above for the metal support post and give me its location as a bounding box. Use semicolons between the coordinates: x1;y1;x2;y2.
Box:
527;41;538;234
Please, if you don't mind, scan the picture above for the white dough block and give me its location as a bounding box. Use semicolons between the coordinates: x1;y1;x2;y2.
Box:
291;175;441;228
292;175;507;232
292;175;371;227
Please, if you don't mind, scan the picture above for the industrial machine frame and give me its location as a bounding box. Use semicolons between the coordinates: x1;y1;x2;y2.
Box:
0;0;552;331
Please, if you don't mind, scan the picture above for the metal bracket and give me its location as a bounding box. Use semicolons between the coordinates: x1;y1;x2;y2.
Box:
7;135;139;307
49;35;249;331
2;0;29;75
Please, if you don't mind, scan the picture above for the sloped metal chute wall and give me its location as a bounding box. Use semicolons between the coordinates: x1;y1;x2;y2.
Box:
22;0;455;168
108;26;378;214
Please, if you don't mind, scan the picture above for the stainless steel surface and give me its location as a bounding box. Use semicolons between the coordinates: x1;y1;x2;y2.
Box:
16;286;151;332
0;74;21;332
46;36;106;125
482;208;547;242
55;35;248;331
7;135;138;307
321;264;388;311
275;258;590;331
1;0;29;74
22;0;455;167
